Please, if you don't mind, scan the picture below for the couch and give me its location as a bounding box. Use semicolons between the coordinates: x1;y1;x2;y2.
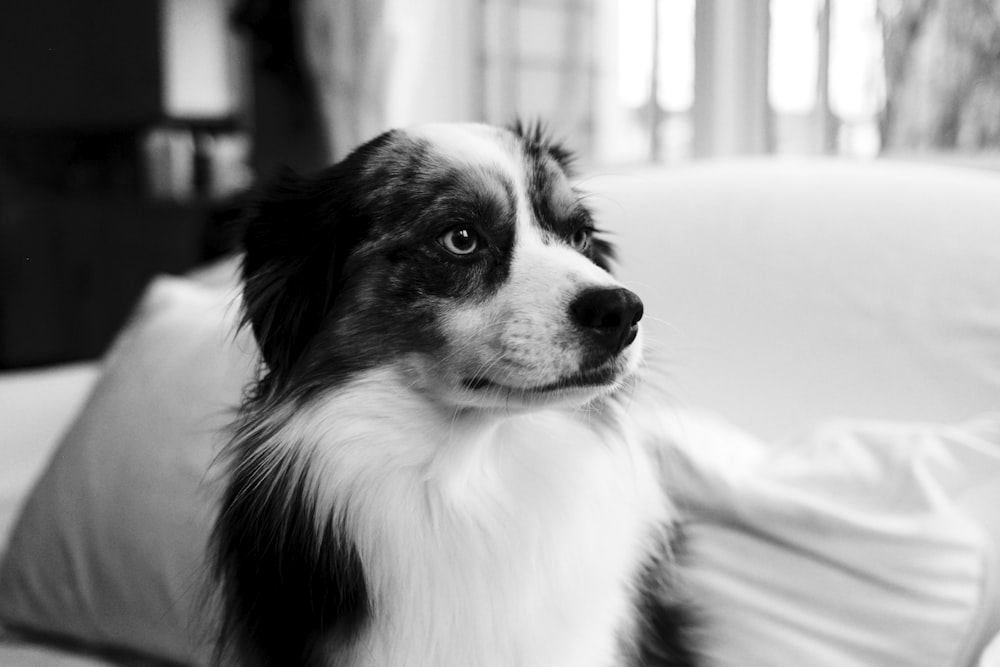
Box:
1;158;998;666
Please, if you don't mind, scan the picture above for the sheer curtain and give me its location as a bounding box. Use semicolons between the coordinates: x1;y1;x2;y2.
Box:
298;0;478;161
298;0;389;161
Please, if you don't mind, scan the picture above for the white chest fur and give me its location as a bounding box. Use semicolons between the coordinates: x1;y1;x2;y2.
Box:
277;368;671;667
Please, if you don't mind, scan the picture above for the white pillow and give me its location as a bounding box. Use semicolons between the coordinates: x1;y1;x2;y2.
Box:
0;276;256;665
0;362;100;549
661;413;1000;667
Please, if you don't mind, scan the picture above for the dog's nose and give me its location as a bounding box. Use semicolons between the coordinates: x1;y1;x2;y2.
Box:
569;287;643;357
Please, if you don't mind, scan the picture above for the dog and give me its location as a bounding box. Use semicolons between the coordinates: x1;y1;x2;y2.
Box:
211;121;699;666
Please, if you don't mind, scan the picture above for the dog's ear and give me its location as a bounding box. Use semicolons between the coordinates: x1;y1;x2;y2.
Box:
239;167;363;383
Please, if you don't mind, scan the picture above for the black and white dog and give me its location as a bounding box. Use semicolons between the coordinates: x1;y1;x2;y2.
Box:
212;122;698;666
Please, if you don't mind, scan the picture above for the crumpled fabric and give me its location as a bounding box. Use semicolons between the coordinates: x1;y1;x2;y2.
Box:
642;409;1000;667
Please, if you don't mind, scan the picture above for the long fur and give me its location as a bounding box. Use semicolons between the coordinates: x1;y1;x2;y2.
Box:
212;122;700;666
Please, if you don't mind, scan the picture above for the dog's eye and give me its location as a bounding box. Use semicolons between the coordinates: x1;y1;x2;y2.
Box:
569;227;593;252
439;227;480;255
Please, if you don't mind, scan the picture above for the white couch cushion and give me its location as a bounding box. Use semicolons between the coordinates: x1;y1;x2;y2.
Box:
589;159;1000;439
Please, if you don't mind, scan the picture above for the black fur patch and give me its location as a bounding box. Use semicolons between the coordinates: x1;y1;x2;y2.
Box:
239;131;399;391
212;420;369;666
628;527;701;666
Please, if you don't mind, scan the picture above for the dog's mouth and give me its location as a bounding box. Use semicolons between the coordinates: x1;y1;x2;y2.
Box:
461;363;622;396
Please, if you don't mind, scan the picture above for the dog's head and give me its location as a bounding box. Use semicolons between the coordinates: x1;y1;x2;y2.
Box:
240;121;643;410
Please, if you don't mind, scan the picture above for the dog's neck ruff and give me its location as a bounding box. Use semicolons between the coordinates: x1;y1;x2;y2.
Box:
258;363;670;667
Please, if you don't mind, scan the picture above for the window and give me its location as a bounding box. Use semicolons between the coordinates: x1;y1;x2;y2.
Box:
473;0;998;166
769;0;883;157
601;0;884;164
606;0;695;164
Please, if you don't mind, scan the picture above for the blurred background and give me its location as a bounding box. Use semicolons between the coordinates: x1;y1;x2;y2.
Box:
1;0;998;368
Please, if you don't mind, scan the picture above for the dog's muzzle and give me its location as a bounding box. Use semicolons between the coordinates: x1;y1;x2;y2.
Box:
569;287;643;360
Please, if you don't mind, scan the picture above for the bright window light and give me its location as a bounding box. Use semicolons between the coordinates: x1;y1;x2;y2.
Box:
617;0;694;112
656;0;695;112
830;0;883;119
617;0;655;109
769;0;821;114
